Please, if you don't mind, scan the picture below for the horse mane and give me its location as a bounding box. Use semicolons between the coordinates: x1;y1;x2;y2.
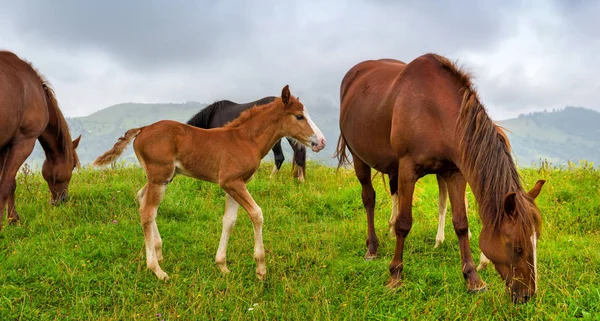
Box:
223;98;282;129
431;53;541;245
37;74;79;168
186;100;235;128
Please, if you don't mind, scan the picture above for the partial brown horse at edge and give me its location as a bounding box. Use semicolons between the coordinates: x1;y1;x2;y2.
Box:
336;54;545;303
0;50;81;227
93;85;326;281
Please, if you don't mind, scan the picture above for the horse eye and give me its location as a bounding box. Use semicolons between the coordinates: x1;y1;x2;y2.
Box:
515;247;523;255
295;115;304;120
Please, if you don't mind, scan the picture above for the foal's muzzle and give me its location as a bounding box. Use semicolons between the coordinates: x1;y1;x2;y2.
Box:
310;135;326;152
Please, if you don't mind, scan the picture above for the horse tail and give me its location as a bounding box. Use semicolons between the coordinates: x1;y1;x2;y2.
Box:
93;127;143;166
334;133;352;169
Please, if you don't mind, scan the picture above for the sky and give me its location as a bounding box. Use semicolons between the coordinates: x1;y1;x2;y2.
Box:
0;0;598;120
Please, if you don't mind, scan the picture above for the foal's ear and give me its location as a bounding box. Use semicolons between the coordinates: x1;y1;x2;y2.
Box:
503;192;517;216
281;85;291;106
528;179;546;199
72;134;82;149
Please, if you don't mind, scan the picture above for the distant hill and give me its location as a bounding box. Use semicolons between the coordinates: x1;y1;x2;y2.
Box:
24;102;599;169
497;106;600;167
26;102;208;167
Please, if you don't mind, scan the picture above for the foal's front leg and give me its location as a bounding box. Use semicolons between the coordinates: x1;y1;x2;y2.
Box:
215;194;239;274
222;181;266;280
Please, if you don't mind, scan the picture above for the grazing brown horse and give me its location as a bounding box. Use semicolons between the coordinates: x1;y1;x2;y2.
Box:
336;54;545;303
93;85;326;281
0;51;81;227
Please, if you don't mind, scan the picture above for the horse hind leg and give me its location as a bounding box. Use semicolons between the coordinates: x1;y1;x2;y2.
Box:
140;182;169;280
477;252;491;271
388;173;398;238
215;193;239;274
353;156;378;260
435;175;471;248
435;175;448;248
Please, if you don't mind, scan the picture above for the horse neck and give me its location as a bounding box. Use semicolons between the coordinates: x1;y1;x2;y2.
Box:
231;105;285;159
38;104;71;161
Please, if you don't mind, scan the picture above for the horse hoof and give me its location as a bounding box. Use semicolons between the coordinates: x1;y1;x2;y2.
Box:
216;263;230;274
468;284;488;294
385;277;403;290
364;253;378;261
256;272;266;281
155;271;170;281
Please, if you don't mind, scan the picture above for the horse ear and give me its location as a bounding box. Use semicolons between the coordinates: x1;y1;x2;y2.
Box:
503;192;517;217
73;135;82;149
281;85;290;106
528;179;546;199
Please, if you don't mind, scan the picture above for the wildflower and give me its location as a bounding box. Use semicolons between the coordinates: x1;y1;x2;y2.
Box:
113;220;117;224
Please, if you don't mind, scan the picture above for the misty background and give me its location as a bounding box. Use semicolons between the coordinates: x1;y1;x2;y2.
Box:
1;0;598;167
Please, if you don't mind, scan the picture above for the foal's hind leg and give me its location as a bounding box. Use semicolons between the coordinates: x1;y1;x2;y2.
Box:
353;156;378;260
140;182;169;280
215;193;239;274
445;172;486;293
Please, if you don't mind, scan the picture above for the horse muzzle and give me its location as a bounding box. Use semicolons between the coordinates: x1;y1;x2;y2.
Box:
310;135;326;152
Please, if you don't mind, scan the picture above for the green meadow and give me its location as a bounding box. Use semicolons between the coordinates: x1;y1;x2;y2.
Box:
1;161;599;320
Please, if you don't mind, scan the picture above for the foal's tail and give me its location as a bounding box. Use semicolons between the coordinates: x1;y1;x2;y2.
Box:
333;133;352;169
93;127;143;167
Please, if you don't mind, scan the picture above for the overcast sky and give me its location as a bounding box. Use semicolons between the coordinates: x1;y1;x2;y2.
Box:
0;0;598;120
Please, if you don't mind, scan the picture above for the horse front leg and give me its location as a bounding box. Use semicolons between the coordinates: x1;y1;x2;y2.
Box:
0;138;36;228
222;181;266;280
288;137;306;182
446;172;487;293
270;139;284;178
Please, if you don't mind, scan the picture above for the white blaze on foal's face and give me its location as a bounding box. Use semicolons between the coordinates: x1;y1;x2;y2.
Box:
302;107;326;152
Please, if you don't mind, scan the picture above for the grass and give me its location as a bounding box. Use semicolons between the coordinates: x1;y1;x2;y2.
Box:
1;161;599;320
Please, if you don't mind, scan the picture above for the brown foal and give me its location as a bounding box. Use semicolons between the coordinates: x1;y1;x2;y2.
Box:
93;85;326;280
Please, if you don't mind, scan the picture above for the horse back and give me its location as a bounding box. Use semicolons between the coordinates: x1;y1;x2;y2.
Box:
389;54;465;172
0;51;49;147
338;59;407;173
208;96;276;128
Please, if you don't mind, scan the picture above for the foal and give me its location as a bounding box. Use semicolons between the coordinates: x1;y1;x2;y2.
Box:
94;85;325;280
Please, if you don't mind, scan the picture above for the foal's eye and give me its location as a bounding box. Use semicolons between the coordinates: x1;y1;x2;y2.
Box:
295;115;304;120
515;247;523;255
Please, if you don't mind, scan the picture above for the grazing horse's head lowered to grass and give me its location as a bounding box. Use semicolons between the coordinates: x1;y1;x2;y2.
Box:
0;50;81;227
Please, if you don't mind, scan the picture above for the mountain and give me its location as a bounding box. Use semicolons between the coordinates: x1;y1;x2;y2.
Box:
24;102;600;169
497;106;600;167
26;102;208;167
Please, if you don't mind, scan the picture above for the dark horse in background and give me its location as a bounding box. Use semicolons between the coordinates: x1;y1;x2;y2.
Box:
186;97;308;182
0;50;81;227
335;54;545;303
